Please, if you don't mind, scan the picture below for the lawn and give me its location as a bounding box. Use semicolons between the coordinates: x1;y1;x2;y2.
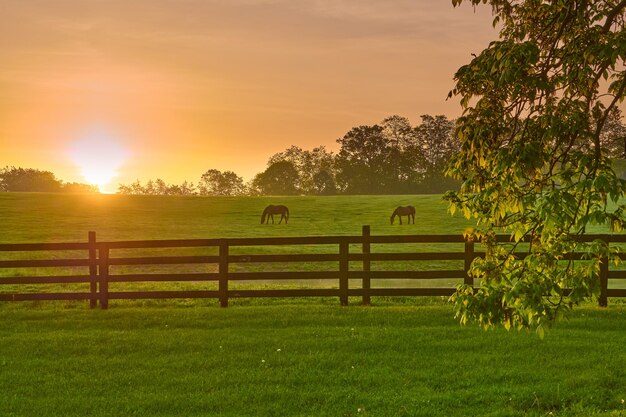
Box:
1;301;625;417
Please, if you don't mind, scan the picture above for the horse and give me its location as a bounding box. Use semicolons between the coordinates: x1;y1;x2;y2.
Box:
261;205;289;224
390;205;415;225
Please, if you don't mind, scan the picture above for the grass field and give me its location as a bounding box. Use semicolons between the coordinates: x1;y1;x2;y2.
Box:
0;193;480;295
2;193;626;416
0;192;472;242
1;301;626;417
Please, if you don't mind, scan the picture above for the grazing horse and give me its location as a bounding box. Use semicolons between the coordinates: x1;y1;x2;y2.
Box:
390;205;415;225
261;205;289;224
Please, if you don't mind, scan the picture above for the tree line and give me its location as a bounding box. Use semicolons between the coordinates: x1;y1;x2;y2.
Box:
2;111;624;195
119;114;463;196
119;111;625;196
0;166;98;193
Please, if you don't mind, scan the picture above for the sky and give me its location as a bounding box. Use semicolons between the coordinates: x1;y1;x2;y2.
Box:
0;0;499;192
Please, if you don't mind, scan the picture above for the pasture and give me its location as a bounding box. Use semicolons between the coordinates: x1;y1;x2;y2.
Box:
2;193;625;301
1;193;626;416
0;192;471;242
0;193;481;300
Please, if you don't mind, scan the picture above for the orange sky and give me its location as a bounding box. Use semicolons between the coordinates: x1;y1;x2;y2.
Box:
1;0;501;192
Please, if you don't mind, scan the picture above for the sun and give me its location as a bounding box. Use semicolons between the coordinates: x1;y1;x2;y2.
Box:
67;132;128;191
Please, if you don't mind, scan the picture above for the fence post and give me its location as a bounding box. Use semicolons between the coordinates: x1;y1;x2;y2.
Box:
339;239;349;306
464;236;474;288
99;245;109;310
362;225;371;305
219;240;229;308
88;231;98;308
599;237;608;307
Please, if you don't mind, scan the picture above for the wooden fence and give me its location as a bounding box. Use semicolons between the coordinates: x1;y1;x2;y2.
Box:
1;225;625;309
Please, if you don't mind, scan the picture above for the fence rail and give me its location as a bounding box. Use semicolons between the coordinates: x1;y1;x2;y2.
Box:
0;226;624;309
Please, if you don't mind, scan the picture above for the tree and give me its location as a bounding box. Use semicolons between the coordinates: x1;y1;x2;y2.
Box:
600;108;626;159
446;0;626;332
198;169;246;196
335;125;395;194
116;179;197;195
413;115;460;193
0;166;63;192
312;170;337;195
268;146;336;194
251;160;300;195
62;182;100;194
381;115;424;193
168;181;196;196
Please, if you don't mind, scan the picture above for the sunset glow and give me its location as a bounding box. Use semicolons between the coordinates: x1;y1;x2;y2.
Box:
67;132;128;191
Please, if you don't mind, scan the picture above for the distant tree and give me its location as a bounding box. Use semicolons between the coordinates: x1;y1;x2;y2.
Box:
143;180;157;195
198;169;246;196
117;179;196;195
251;160;300;195
600;108;626;159
312;170;336;195
153;179;168;195
413;115;460;192
381;115;426;193
168;181;196;196
62;182;100;194
335;125;395;194
0;166;63;192
117;184;131;194
268;146;336;194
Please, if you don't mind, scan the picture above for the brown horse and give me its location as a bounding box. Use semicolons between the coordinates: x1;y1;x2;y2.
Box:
390;205;415;225
261;205;289;224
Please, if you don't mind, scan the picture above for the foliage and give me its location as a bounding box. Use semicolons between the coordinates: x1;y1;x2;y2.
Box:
268;145;336;195
61;182;100;194
446;0;626;331
197;169;246;196
334;116;460;194
312;169;337;195
0;166;98;193
251;160;300;195
117;178;197;195
0;166;63;192
601;108;626;159
381;115;427;193
413;115;461;192
335;125;396;194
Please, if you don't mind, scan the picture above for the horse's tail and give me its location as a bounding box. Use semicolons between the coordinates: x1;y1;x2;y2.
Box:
261;209;267;224
285;207;289;221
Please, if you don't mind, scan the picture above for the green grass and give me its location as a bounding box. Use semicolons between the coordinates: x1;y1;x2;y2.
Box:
0;192;472;242
1;301;626;417
0;193;477;293
2;193;626;416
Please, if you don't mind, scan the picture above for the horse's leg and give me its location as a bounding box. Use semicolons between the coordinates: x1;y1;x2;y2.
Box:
400;216;403;225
